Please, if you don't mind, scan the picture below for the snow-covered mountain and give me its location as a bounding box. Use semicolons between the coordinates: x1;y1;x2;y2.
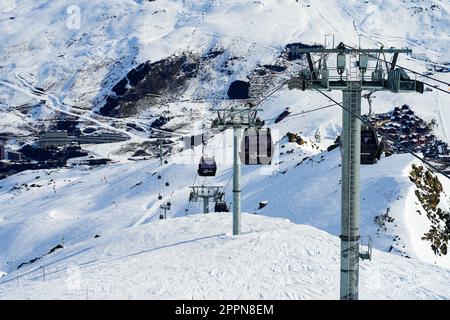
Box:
0;0;450;299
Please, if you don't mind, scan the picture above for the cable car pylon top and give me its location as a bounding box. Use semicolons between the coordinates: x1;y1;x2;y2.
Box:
288;42;424;94
211;107;264;129
292;41;411;54
188;185;224;214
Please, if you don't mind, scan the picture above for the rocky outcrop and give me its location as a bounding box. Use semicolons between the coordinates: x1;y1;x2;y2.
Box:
99;53;199;118
410;164;450;256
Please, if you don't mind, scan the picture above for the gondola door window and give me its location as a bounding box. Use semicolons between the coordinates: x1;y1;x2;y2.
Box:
242;128;258;165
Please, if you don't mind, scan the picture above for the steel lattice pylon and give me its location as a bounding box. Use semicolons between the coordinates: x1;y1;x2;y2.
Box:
287;42;424;300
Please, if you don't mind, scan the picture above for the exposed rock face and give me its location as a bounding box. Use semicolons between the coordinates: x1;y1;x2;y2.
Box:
410;164;450;256
283;43;324;61
99;53;199;118
97;42;318;122
287;132;305;145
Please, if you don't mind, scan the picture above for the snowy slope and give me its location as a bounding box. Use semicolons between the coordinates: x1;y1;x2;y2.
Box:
1;213;449;300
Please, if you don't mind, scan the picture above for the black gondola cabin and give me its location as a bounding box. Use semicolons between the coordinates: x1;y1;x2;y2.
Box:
214;201;229;212
198;156;217;176
361;127;383;165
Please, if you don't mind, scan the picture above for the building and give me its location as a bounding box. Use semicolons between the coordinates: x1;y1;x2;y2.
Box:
7;151;24;162
38;130;72;148
38;130;129;148
76;132;129;144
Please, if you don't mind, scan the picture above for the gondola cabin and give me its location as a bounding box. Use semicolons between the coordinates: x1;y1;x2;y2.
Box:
240;128;274;165
361;127;383;165
198;156;217;176
214;201;229;212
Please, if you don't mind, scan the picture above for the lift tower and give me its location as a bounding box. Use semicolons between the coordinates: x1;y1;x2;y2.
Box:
159;204;171;220
211;107;264;235
288;42;424;300
189;185;224;214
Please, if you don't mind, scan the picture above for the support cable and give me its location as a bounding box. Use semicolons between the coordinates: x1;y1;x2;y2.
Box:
262;102;341;122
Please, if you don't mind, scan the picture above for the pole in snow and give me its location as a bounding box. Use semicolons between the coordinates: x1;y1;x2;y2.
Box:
233;127;242;235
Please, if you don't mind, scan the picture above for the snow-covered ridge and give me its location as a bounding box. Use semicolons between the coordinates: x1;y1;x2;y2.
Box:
1;0;449;112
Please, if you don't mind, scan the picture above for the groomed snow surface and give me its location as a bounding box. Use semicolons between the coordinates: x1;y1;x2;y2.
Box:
1;213;449;300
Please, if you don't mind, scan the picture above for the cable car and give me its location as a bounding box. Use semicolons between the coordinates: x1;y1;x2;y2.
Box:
240;128;274;165
388;68;424;93
198;156;217;176
361;127;384;165
189;191;197;202
337;53;346;75
359;236;372;261
214;201;229;212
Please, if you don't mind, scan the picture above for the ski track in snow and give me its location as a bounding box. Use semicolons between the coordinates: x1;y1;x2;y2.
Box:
0;214;449;300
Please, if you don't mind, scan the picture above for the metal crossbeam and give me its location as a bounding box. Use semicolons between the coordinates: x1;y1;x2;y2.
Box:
212;108;263;128
295;48;411;54
294;43;411;54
